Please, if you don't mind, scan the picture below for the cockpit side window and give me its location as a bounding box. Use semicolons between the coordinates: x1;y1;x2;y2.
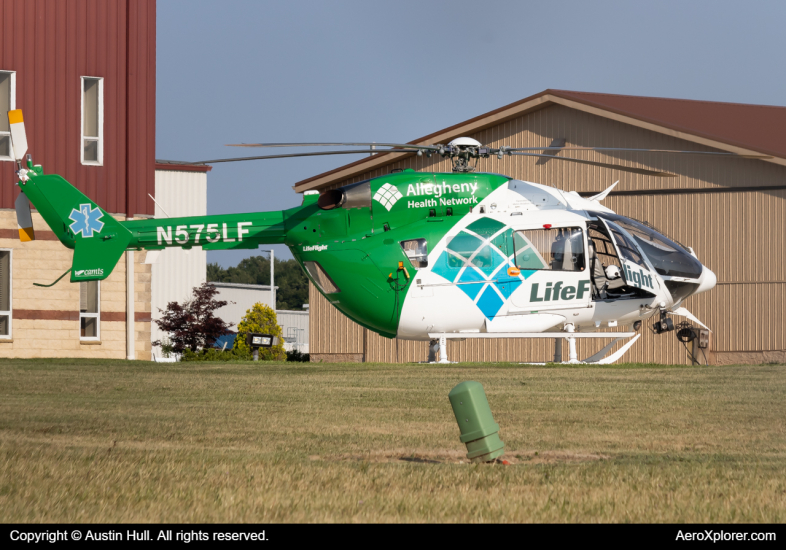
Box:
606;223;649;270
514;227;585;271
588;227;621;269
597;213;703;279
587;221;657;300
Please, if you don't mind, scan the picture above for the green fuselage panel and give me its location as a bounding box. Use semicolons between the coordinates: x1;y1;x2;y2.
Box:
280;172;508;336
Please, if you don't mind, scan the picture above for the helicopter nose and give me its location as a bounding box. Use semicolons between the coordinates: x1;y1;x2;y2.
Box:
694;266;717;296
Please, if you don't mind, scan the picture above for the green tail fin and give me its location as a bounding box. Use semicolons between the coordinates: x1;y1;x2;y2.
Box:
19;173;133;282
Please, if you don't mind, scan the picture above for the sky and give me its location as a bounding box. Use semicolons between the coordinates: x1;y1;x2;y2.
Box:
156;0;786;267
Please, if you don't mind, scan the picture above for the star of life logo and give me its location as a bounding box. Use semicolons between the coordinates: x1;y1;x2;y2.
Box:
373;183;403;211
69;203;105;238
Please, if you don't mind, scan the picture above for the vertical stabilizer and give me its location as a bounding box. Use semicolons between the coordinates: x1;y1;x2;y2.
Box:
19;173;133;281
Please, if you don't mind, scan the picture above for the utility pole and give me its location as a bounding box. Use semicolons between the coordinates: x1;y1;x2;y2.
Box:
270;249;275;311
261;249;275;310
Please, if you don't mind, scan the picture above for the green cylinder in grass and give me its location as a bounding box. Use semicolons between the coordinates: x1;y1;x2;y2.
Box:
448;381;504;463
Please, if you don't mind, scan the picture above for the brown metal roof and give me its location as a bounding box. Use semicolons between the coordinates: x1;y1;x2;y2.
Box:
549;90;786;160
293;89;786;192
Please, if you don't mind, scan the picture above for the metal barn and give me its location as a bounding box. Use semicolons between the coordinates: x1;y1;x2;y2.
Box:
296;90;786;365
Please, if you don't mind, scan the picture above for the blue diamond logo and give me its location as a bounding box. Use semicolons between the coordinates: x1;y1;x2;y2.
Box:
430;224;541;320
456;266;486;301
431;251;458;282
476;285;505;319
495;279;523;300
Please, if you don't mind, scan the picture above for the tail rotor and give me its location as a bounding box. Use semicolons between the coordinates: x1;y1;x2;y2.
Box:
8;109;27;163
8;109;35;242
15;193;34;242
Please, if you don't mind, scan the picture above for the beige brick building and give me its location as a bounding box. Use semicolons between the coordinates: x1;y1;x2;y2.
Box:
0;210;152;359
0;0;177;361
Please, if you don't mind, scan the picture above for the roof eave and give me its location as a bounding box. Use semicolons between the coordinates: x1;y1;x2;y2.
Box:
548;94;786;167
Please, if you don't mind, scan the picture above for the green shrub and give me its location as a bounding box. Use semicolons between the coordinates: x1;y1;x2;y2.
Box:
233;303;286;361
160;337;175;358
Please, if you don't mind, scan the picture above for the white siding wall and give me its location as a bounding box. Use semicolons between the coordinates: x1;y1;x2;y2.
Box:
211;284;310;352
277;310;309;352
151;169;208;348
212;283;274;330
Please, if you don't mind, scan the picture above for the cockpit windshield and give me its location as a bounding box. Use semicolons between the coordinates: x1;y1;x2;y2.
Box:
596;213;703;279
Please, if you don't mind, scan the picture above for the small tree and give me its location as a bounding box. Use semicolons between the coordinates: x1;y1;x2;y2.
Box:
233;303;286;361
153;282;233;353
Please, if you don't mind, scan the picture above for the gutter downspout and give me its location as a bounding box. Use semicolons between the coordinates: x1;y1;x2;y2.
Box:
270;249;275;310
126;234;135;360
125;0;134;360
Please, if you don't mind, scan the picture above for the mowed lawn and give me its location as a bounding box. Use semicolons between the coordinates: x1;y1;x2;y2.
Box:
0;358;784;523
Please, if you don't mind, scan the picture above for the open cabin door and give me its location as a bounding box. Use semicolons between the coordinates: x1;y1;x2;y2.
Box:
509;225;592;312
597;218;659;296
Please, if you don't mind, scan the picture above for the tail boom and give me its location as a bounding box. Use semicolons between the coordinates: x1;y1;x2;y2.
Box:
18;168;289;282
124;212;286;251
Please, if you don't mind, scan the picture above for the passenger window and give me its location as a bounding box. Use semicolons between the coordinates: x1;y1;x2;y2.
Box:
514;227;585;271
400;239;428;269
446;233;492;269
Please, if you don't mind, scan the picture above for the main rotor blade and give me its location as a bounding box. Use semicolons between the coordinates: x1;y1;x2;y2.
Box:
183;149;424;165
227;142;441;151
503;146;771;158
509;152;678;177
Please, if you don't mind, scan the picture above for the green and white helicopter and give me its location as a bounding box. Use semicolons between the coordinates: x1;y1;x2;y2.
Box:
10;109;757;363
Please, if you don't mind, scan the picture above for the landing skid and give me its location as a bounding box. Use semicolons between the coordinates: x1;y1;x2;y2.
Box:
426;330;640;365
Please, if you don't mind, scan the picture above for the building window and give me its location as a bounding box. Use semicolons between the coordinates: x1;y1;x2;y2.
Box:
80;281;100;340
81;77;103;165
0;250;11;338
0;71;16;161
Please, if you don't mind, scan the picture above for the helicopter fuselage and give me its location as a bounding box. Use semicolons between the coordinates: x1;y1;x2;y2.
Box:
20;167;716;341
134;169;715;340
277;170;715;340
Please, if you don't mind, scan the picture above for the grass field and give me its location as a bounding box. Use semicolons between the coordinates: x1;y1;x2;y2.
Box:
1;358;785;523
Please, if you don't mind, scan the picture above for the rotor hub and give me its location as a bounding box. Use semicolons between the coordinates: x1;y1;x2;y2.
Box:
439;137;491;172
